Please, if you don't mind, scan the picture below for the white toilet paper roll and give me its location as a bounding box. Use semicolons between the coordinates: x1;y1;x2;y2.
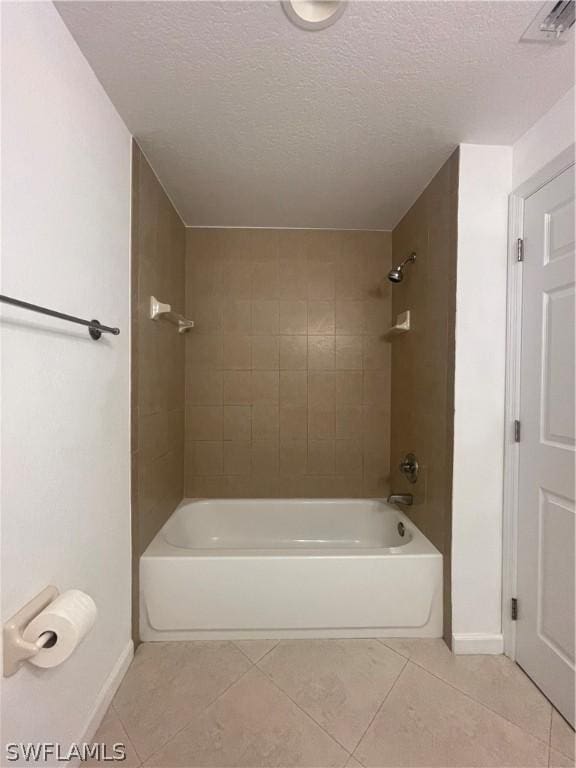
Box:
22;590;97;669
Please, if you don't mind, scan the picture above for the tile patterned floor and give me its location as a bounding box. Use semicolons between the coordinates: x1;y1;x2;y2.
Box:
90;639;575;767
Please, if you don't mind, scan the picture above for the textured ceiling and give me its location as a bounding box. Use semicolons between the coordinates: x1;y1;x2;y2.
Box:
57;1;574;229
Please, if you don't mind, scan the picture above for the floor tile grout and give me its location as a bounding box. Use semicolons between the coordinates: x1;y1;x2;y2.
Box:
118;642;255;767
253;638;411;759
254;653;355;757
548;706;554;768
548;707;576;762
232;639;279;665
349;655;409;763
109;702;145;765
377;637;411;659
378;640;555;750
411;656;553;749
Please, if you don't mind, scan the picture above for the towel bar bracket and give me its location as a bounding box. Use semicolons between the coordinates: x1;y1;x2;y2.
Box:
0;294;120;340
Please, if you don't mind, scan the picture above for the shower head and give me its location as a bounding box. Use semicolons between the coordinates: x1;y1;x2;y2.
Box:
387;252;416;284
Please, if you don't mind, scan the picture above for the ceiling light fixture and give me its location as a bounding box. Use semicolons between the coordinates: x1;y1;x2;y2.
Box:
282;0;347;31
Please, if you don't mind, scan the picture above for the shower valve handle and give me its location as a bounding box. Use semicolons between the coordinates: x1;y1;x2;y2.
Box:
399;453;419;484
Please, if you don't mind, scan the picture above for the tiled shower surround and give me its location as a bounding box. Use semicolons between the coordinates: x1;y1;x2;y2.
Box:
390;150;459;642
184;229;393;498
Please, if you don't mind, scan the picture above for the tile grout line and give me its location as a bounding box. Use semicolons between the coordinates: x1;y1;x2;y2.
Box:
109;702;145;766
254;646;355;757
378;641;554;753
141;662;257;767
548;705;553;768
116;643;256;767
348;655;409;763
231;639;279;665
256;640;409;760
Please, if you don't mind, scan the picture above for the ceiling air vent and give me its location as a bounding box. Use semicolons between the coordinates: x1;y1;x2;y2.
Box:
521;1;575;44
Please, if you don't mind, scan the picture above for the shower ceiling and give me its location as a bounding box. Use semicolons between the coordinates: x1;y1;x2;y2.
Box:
56;1;574;229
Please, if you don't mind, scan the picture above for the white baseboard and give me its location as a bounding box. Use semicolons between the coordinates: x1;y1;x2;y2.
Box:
452;633;504;655
80;639;134;744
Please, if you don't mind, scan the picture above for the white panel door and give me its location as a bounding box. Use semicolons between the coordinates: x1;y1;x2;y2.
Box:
516;164;575;726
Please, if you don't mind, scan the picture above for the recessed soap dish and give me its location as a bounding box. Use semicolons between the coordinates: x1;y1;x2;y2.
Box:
384;310;410;338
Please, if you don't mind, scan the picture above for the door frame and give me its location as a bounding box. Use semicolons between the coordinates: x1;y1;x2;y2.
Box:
502;144;575;659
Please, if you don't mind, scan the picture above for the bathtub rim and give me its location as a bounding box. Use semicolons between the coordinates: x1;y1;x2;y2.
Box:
142;497;441;559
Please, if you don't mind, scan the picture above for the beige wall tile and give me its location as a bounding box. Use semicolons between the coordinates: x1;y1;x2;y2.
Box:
252;371;279;403
280;406;308;439
303;230;340;262
223;334;251;370
252;439;280;475
308;440;335;475
252;300;279;335
363;406;390;439
309;409;335;440
363;336;389;370
222;260;252;299
363;434;390;475
308;371;335;408
187;405;223;440
335;335;363;370
335;300;365;334
184;229;393;501
252;403;279;440
192;298;223;334
336;439;363;476
308;301;335;334
186;370;223;406
336;406;363;438
280;371;308;407
132;146;186;640
193;441;224;476
363;370;389;405
280;335;308;370
252;335;279;370
252;261;279;299
279;300;308;334
223;405;252;441
279;258;308;300
223;370;252;405
390;149;459;643
223;300;251;333
189;258;221;298
224;441;252;475
280;439;308;475
336;371;363;405
335;257;364;299
363;475;390;498
308;336;335;370
278;230;306;260
187;334;223;370
365;297;390;335
307;261;335;300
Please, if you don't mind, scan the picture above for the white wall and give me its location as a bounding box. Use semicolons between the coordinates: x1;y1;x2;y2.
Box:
451;90;574;653
451;144;512;654
513;86;575;189
1;2;132;757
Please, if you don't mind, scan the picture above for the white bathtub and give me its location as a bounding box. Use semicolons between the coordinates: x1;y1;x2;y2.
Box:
140;498;443;640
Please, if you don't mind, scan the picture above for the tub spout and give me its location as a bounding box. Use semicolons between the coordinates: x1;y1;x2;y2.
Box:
387;493;413;506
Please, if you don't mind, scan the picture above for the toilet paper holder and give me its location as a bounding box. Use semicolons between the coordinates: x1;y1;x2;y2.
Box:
3;585;59;677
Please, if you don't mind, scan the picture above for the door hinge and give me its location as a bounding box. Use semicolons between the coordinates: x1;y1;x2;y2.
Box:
516;238;524;262
511;598;518;621
514;420;521;442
